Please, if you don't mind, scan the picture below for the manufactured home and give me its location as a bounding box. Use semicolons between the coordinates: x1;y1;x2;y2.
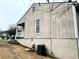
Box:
16;2;79;59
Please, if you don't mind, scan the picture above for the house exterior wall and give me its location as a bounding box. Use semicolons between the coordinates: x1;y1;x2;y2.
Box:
24;3;51;38
17;38;78;59
51;4;75;38
24;3;76;38
16;3;78;59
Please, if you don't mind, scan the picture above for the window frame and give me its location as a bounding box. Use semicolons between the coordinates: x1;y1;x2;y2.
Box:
35;17;40;34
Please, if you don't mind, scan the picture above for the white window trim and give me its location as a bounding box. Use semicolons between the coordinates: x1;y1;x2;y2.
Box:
35;17;40;34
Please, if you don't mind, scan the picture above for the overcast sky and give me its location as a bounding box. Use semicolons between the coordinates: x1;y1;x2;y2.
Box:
0;0;78;31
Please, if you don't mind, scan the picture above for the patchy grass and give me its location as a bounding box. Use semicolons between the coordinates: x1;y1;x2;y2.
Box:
0;39;8;44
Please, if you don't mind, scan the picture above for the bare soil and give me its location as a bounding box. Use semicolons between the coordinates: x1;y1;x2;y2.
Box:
0;41;53;59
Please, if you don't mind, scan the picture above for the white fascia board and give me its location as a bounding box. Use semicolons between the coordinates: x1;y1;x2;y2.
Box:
72;5;78;38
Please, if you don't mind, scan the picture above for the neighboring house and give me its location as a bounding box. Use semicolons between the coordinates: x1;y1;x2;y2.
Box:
16;2;79;59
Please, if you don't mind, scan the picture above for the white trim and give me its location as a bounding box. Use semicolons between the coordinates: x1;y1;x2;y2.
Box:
72;5;78;38
35;17;40;34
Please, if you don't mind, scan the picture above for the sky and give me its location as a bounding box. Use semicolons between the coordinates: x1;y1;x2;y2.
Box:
0;0;78;31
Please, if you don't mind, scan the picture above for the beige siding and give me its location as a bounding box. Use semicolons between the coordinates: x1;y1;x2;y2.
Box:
51;4;75;38
24;3;75;38
25;4;51;38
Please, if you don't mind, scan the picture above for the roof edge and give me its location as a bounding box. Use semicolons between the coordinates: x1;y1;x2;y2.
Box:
17;3;35;24
17;1;76;24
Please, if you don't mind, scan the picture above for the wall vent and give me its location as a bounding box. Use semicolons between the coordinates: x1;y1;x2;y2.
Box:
32;6;35;12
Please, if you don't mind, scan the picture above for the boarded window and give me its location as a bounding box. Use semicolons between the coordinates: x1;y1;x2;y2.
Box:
36;19;40;33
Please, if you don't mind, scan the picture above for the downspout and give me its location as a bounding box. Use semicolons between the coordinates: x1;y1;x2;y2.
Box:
49;3;54;54
72;5;79;58
50;3;54;54
50;10;52;54
49;3;52;54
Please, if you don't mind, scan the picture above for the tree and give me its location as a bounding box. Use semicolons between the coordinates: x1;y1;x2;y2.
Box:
7;25;16;39
0;30;2;36
0;30;7;39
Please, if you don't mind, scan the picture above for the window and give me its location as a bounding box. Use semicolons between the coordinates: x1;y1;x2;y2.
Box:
36;19;40;33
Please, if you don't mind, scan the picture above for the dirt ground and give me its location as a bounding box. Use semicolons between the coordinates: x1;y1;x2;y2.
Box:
0;41;53;59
